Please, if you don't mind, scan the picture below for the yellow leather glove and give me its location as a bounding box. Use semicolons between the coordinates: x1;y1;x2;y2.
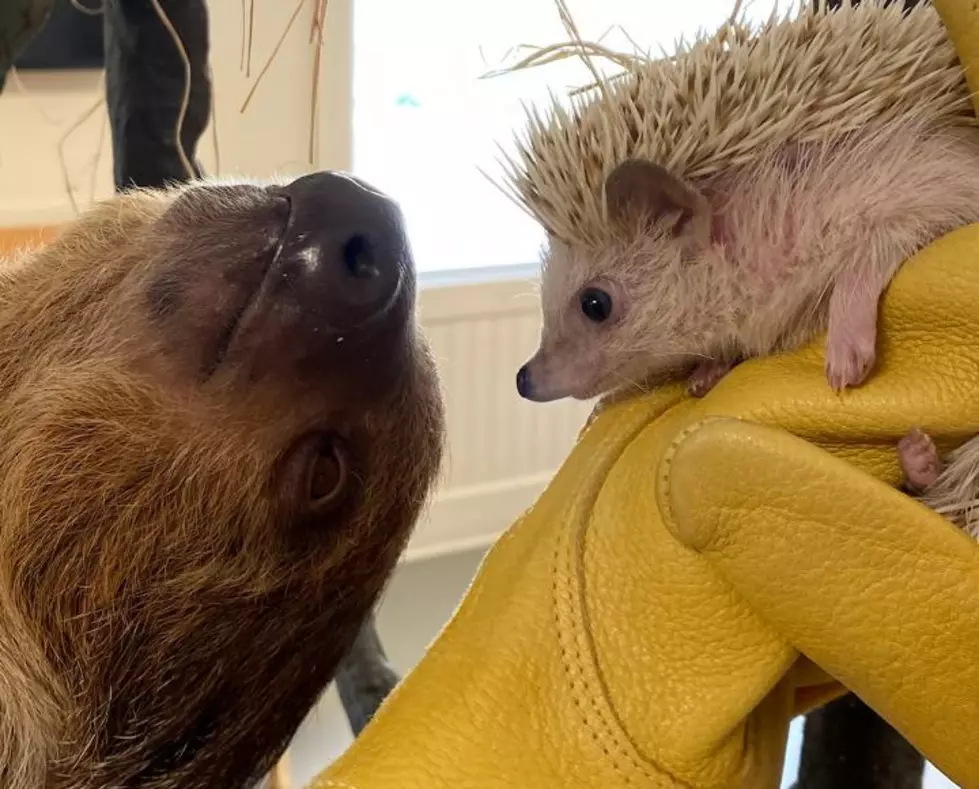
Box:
306;2;979;787
309;225;979;789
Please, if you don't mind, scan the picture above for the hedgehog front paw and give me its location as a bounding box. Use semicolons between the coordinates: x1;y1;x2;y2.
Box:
825;331;877;392
899;427;942;493
686;358;737;398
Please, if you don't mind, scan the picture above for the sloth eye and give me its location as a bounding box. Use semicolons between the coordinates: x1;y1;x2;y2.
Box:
307;434;348;509
580;288;613;323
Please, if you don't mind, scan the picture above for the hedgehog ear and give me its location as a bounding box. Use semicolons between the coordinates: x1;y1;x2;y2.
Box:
603;159;710;242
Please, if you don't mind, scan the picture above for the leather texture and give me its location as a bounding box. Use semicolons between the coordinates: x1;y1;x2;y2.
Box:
307;1;979;786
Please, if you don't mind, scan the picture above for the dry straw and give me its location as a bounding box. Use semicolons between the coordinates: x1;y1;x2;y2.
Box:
10;0;330;216
491;0;978;249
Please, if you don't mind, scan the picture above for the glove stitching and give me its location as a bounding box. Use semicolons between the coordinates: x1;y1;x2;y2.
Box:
658;416;737;542
552;434;691;788
552;513;640;783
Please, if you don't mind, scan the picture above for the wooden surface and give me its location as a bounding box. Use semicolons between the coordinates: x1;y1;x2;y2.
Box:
267;754;291;789
0;225;59;256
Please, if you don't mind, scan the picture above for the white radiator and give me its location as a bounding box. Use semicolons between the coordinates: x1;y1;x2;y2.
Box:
404;270;594;562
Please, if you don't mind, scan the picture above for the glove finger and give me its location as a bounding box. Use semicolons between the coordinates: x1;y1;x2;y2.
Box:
659;416;979;787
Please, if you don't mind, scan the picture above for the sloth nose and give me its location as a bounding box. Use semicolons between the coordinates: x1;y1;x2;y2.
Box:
276;171;406;331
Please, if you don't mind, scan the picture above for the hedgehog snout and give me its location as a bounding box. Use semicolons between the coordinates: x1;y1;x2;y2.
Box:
516;363;533;399
516;355;559;402
517;359;555;401
516;351;576;403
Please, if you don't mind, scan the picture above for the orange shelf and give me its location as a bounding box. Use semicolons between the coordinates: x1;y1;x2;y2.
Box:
0;226;60;256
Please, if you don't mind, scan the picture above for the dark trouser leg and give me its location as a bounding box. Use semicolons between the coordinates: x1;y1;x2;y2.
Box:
333;613;401;736
794;694;924;789
103;0;211;190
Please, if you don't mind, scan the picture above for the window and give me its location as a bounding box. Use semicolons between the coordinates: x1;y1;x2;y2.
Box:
351;0;781;274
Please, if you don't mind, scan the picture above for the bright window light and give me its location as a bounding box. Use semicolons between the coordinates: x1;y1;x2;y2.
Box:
351;0;781;274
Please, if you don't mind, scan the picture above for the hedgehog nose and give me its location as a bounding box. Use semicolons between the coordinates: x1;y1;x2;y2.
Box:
516;364;533;399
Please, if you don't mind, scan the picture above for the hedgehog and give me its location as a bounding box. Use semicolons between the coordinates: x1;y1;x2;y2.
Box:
495;0;979;541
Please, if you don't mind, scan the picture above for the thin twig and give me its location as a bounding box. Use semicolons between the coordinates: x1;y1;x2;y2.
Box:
88;99;108;204
309;0;323;43
245;0;257;78
240;0;307;115
240;0;247;70
481;40;636;79
209;65;221;174
149;0;195;179
57;94;105;216
553;0;610;102
569;69;632;97
70;0;105;15
309;0;328;163
6;67;63;126
7;65;105;207
614;23;648;58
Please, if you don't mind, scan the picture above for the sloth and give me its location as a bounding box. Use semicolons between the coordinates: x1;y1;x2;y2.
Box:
0;171;444;788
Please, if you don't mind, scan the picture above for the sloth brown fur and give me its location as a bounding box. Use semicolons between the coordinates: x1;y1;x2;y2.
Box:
0;178;444;788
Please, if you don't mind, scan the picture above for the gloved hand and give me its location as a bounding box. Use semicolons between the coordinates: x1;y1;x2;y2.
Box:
309;228;979;789
306;1;979;785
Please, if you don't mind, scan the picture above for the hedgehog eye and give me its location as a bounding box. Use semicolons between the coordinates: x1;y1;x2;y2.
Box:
580;288;613;323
